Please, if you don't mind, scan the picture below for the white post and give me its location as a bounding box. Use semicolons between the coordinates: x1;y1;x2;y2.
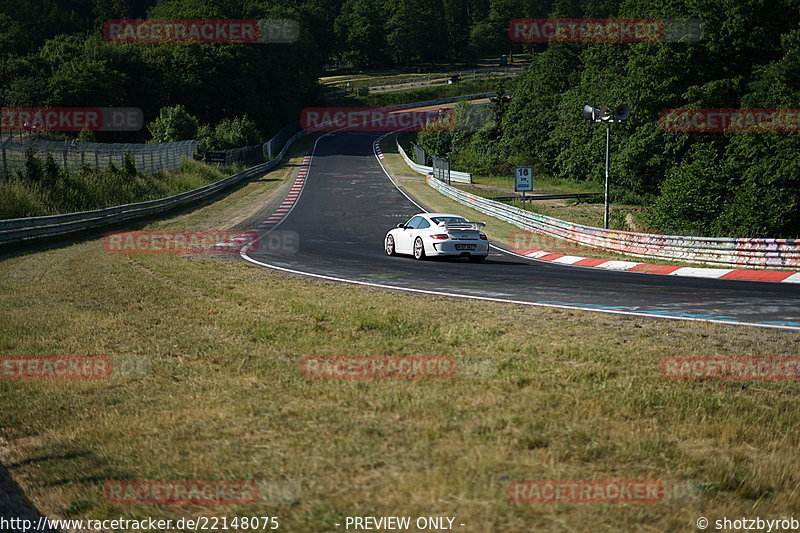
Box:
604;123;610;229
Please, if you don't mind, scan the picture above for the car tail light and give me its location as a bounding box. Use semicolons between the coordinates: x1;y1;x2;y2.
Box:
430;234;448;240
479;233;488;240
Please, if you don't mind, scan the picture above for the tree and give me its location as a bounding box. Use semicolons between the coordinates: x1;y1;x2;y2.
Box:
335;0;388;67
147;105;199;142
384;0;442;64
647;144;730;236
199;115;262;150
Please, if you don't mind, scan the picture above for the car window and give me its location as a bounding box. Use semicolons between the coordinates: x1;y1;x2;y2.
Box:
431;216;468;225
417;218;431;229
406;216;423;229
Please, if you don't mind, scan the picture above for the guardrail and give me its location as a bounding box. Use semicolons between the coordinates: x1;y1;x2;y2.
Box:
425;175;800;270
396;135;471;184
0;129;307;245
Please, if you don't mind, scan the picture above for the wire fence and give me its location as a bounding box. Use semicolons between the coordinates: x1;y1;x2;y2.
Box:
0;137;199;179
412;142;426;165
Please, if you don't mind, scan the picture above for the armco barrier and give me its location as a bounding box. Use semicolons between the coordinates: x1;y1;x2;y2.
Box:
425;175;800;270
396;135;471;184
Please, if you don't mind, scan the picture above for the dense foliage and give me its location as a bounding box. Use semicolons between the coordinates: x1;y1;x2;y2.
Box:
0;0;327;142
413;0;800;237
2;0;798;235
0;0;532;143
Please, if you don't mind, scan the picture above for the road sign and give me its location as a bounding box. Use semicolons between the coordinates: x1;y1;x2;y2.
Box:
205;151;227;164
514;166;533;192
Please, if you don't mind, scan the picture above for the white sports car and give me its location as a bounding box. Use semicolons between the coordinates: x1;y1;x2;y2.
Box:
384;213;489;262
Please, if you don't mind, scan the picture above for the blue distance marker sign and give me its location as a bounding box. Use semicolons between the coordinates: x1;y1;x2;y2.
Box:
514;166;533;192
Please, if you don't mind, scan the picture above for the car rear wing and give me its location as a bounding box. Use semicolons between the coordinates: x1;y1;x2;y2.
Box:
440;221;486;231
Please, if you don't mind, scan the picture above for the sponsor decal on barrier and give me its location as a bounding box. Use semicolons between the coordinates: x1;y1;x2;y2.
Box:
103;230;299;255
1;107;143;132
661;357;800;380
300;356;457;380
660;108;800;132
1;356;112;380
103;19;299;44
300;107;455;132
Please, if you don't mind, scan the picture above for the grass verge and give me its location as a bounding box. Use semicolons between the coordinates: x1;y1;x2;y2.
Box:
336;79;515;109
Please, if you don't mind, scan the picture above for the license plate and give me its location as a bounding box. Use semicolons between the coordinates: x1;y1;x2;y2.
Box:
455;244;476;250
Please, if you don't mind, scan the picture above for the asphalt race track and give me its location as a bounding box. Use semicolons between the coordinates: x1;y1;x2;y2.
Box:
242;130;800;331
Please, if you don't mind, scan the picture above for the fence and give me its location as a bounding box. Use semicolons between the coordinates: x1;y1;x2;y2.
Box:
431;155;450;184
263;122;301;159
217;144;263;167
412;142;426;165
205;123;303;166
0;137;198;179
425;175;800;270
395;134;471;183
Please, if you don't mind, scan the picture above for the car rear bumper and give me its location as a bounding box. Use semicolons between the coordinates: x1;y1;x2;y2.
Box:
428;241;489;256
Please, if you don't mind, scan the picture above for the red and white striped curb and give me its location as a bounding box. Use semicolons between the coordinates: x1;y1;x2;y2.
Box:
214;156;311;250
373;139;385;159
515;248;800;283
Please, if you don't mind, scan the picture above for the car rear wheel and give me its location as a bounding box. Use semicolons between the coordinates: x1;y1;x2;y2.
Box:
413;238;426;260
469;255;487;263
385;235;396;256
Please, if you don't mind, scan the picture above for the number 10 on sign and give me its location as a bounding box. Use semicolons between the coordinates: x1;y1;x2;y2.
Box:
514;166;533;207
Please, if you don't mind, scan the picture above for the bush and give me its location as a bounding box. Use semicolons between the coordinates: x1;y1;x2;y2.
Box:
147;105;199;143
199;115;262;151
647;145;731;236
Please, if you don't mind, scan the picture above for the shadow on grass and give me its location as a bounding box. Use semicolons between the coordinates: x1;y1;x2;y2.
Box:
0;461;61;532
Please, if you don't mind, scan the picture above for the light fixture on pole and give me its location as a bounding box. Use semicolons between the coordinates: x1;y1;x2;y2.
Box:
582;104;630;229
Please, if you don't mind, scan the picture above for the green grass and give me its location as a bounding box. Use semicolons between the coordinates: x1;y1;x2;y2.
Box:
2;130;800;532
469;173;602;195
0;158;234;220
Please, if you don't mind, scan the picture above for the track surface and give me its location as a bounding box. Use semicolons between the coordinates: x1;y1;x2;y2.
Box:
243;130;800;330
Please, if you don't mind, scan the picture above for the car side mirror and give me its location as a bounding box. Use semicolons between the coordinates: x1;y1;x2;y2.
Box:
397;223;406;228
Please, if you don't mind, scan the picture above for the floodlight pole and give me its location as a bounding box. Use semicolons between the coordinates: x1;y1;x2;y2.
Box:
583;104;629;230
